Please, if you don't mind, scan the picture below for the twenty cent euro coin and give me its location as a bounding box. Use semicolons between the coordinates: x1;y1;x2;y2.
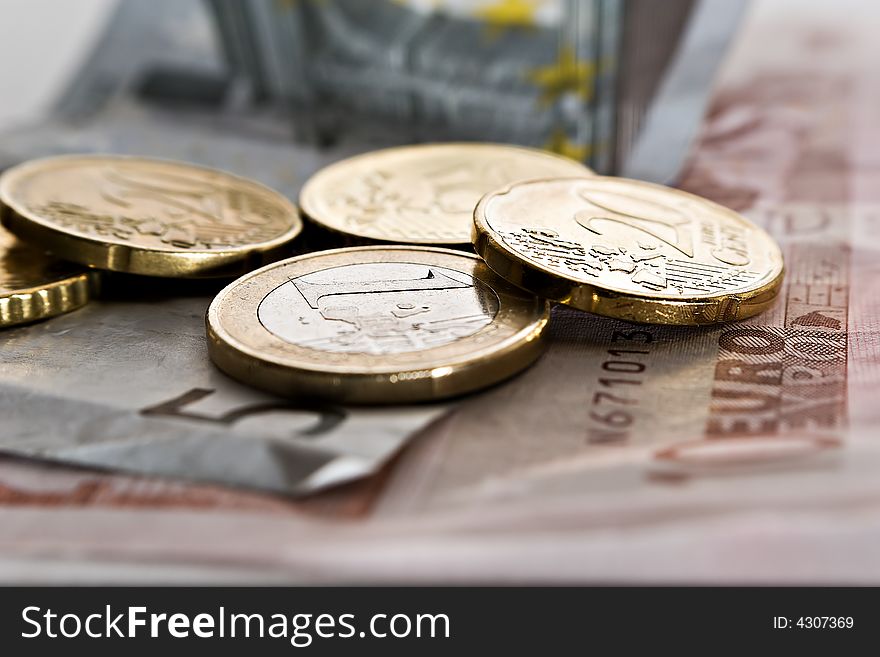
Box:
299;143;592;246
0;226;96;327
206;246;550;403
0;155;302;278
473;176;784;325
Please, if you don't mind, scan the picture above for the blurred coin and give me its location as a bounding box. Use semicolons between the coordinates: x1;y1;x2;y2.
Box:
0;226;96;327
299;143;591;246
207;246;549;403
0;155;302;278
473;176;784;325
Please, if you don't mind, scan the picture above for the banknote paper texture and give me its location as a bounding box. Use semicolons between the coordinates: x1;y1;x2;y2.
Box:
0;0;739;184
375;2;867;516
1;0;879;583
0;293;446;495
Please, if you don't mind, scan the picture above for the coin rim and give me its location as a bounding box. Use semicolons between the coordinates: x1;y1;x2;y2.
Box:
0;154;303;278
299;142;592;246
206;245;550;403
472;176;785;325
0;267;97;327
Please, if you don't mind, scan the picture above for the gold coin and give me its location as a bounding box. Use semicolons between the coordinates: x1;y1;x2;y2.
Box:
473;176;784;325
0;155;302;278
206;246;549;403
0;226;96;327
299;143;592;246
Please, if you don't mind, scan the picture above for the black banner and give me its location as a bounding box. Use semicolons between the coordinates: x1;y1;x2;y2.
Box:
0;587;873;654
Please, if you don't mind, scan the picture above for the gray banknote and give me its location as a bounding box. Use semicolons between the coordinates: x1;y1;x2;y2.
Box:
0;0;741;184
0;289;446;495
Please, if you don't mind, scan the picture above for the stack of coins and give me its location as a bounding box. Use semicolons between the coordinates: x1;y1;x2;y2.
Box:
0;144;784;405
0;154;294;329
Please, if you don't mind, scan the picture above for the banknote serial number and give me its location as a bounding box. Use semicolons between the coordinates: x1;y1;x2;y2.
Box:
587;328;653;444
773;616;854;629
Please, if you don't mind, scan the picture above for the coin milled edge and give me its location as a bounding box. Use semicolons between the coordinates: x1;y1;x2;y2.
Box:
0;269;97;327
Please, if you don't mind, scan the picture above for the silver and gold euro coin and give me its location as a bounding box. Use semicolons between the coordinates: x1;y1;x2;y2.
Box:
206;246;550;403
299;143;592;246
473;176;785;325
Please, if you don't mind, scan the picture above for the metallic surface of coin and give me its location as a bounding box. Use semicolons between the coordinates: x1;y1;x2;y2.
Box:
474;176;785;325
0;155;302;278
299;143;592;245
207;246;550;403
0;227;96;327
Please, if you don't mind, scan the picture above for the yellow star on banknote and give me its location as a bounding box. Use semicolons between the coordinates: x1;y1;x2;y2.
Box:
544;128;591;162
475;0;541;37
527;45;595;105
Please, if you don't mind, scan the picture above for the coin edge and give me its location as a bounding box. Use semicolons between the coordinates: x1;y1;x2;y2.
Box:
299;143;593;245
0;268;97;327
472;176;786;325
205;245;551;403
0;154;304;278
